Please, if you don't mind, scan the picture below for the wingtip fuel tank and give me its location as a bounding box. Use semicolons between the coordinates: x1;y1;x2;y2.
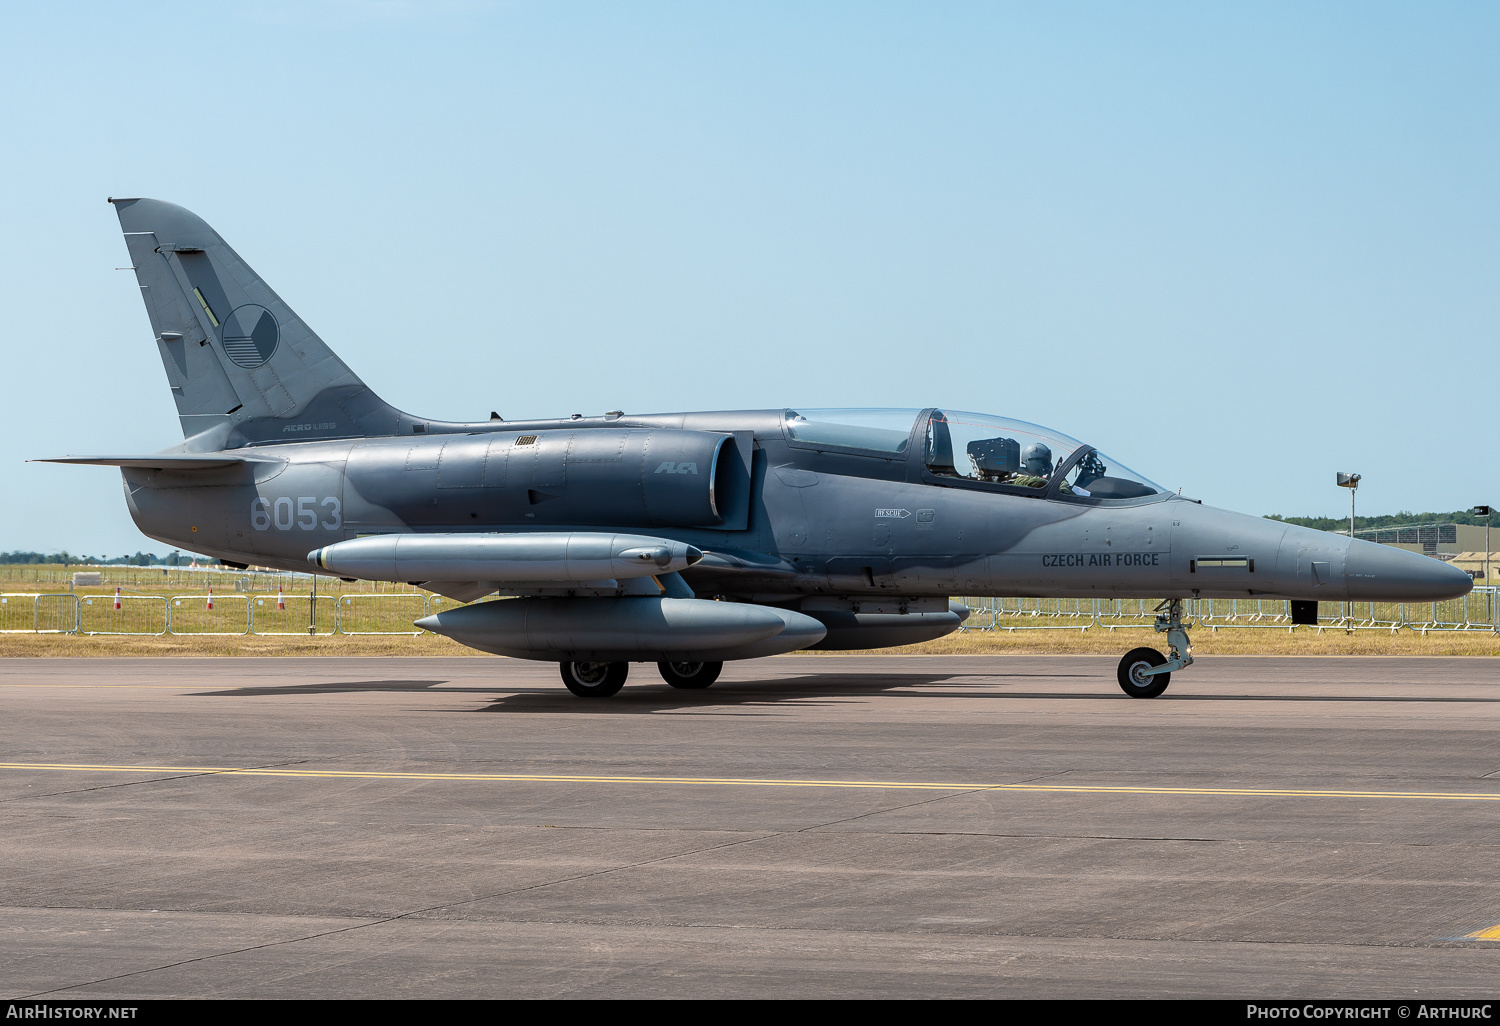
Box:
308;532;703;584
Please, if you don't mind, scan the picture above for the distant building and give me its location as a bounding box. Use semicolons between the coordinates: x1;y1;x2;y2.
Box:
1445;553;1497;582
1364;524;1494;580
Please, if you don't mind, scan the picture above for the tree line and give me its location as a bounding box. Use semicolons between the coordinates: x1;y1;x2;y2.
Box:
1264;509;1492;534
0;551;218;567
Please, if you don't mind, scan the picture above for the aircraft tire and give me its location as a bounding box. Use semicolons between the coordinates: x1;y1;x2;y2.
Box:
560;661;628;697
1117;647;1170;698
657;660;723;689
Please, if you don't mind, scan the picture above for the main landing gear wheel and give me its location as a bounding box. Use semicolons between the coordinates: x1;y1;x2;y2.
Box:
1117;647;1170;698
560;661;628;697
657;660;723;689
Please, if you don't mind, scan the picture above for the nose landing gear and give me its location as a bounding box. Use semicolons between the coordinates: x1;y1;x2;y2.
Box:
1116;598;1194;698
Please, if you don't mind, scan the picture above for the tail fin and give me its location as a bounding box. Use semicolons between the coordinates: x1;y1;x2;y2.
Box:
111;197;417;450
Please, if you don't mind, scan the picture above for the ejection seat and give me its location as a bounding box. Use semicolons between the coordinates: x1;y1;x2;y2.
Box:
967;437;1021;483
925;412;960;477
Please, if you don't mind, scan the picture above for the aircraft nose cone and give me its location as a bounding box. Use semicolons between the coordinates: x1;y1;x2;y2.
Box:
415;614;444;634
1343;539;1474;602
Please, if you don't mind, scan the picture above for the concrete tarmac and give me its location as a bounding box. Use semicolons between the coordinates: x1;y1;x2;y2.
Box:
2;654;1499;999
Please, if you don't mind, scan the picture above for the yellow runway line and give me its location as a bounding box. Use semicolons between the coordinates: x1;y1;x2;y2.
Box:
0;684;276;693
0;684;243;689
1467;923;1500;940
4;762;1500;802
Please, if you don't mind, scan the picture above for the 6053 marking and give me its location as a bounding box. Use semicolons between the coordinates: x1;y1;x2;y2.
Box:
250;496;341;531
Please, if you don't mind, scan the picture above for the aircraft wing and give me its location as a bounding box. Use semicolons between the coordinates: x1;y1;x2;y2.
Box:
690;549;800;578
34;454;284;470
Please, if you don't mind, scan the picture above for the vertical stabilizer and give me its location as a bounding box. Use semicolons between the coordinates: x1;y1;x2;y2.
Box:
111;197;417;449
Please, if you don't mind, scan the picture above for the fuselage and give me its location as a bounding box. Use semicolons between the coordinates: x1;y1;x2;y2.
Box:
78;196;1476;683
118;406;1473;607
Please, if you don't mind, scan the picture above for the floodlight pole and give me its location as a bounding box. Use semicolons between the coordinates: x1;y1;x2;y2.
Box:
1337;473;1362;630
1347;485;1355;628
1475;505;1493;629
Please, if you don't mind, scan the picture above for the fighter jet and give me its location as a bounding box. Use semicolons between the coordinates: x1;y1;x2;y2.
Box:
42;198;1474;698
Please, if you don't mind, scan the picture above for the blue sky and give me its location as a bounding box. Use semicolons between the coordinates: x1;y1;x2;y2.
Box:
2;1;1496;555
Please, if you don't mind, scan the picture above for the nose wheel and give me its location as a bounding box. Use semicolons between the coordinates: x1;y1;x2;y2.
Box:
1115;598;1194;698
1118;648;1170;697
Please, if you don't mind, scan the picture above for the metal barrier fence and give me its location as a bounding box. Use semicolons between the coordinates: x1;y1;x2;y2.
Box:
956;589;1500;634
81;594;167;636
0;593;451;636
1;593;82;633
250;594;336;635
1;564;430;594
334;593;429;635
5;588;1497;637
166;594;251;635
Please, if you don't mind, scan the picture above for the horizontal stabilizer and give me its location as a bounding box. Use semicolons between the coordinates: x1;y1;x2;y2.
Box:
35;453;283;470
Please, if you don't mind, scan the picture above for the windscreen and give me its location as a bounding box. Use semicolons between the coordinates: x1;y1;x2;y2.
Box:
1059;449;1164;500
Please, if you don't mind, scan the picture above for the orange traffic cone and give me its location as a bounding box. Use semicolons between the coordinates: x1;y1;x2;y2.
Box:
277;586;285;610
206;588;213;611
113;587;121;611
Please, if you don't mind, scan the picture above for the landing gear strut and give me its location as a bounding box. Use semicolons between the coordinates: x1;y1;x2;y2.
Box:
1116;598;1194;698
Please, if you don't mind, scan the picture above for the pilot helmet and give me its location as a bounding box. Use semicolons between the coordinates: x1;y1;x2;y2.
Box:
1021;443;1053;476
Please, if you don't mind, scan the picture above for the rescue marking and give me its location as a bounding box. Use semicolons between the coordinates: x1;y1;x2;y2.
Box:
3;762;1500;802
1466;923;1500;941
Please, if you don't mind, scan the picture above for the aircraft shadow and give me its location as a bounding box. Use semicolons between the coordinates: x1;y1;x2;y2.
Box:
476;677;1500;712
190;675;1500;709
191;670;1092;702
195;679;456;697
474;671;1096;713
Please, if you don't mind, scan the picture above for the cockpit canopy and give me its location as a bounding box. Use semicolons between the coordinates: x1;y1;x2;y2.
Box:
924;410;1083;488
783;408;917;455
782;408;1164;501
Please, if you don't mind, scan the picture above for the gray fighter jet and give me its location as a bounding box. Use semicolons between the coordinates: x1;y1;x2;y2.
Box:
43;198;1473;698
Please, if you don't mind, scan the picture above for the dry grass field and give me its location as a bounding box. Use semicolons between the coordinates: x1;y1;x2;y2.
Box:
2;565;1495;658
2;624;1496;658
0;631;477;658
